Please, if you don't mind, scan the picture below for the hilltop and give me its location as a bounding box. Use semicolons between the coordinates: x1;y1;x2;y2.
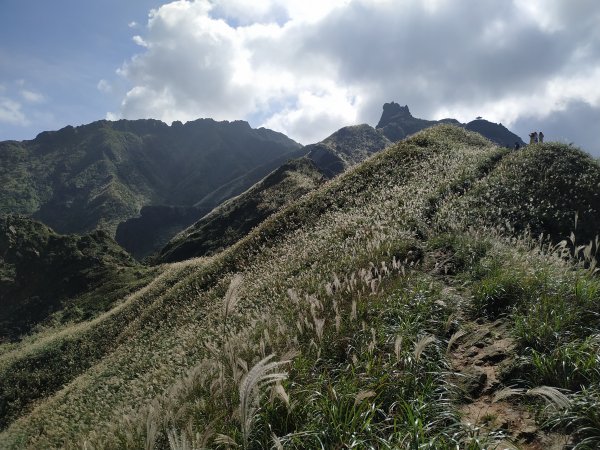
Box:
1;125;598;449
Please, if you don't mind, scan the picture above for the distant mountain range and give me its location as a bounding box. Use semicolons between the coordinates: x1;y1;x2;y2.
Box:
0;103;526;260
0;118;302;250
376;102;526;147
155;106;527;262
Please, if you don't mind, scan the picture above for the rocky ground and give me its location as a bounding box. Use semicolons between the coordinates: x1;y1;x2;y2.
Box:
449;304;571;449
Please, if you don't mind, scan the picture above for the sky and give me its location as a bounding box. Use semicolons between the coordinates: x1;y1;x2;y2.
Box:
1;0;599;155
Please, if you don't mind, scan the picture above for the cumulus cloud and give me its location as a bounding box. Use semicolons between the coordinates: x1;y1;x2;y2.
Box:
111;0;600;152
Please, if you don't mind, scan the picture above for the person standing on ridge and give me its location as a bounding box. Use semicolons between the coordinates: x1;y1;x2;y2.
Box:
529;132;538;144
538;131;544;143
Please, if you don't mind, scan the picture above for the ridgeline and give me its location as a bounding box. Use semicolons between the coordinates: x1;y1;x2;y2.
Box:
1;124;599;449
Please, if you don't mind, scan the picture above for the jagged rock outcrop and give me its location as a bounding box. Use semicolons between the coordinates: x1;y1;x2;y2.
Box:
376;101;525;147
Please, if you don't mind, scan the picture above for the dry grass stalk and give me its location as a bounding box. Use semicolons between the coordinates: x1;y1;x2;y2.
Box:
446;330;466;353
527;386;571;409
239;354;288;449
354;390;376;407
394;335;403;361
413;335;436;361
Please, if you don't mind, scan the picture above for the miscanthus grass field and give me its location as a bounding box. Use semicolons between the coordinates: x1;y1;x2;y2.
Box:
1;125;599;449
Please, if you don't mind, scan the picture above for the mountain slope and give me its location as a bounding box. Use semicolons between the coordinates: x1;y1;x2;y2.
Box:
305;124;392;177
0;215;154;342
157;123;390;263
157;158;327;263
1;126;599;449
0;119;301;240
114;147;307;260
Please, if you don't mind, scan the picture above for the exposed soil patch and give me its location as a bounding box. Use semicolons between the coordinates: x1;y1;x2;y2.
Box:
449;312;570;449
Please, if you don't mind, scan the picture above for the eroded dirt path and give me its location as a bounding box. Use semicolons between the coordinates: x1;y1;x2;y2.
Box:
444;292;570;449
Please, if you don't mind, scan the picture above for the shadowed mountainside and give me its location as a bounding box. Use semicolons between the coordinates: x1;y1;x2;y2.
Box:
0;215;155;341
157;158;327;263
0;118;301;240
115;147;308;260
1;125;599;449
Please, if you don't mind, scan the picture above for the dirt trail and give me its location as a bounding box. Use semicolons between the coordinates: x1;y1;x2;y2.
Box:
448;313;570;449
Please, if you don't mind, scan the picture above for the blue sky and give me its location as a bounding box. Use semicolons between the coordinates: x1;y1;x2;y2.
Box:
0;0;163;139
1;0;599;156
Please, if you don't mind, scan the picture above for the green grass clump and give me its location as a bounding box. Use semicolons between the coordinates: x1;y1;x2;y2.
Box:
547;388;600;449
529;338;600;391
436;142;600;245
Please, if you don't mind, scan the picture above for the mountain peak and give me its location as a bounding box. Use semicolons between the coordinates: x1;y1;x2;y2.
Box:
374;102;526;147
376;102;413;129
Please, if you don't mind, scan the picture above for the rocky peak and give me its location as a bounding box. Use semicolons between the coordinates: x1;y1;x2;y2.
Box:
376;102;413;129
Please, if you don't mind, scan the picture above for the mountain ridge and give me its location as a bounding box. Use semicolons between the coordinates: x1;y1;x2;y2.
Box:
0;118;302;238
0;125;599;448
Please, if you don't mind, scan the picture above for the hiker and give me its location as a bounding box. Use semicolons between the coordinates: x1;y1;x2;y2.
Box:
529;132;538;144
514;142;521;150
538;131;544;143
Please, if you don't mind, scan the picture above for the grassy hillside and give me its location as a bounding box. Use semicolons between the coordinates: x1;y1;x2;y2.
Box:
0;119;301;242
157;124;390;264
158;158;326;263
0;126;599;449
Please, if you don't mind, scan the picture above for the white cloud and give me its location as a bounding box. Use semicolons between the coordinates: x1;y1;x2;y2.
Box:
111;0;600;149
0;97;28;126
263;86;360;143
20;89;44;103
97;79;113;93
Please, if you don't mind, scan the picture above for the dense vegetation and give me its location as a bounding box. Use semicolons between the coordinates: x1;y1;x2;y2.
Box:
0;118;302;255
0;215;155;341
0;125;598;449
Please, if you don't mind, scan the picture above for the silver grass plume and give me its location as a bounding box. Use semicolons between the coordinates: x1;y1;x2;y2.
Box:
239;354;288;449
